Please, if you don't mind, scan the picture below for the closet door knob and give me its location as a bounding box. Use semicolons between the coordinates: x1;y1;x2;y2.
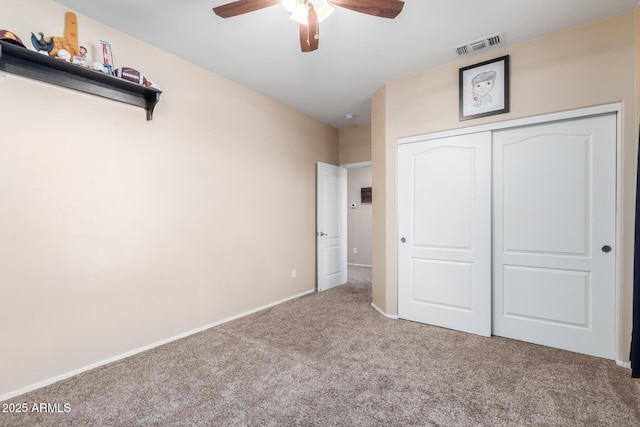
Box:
401;237;406;243
601;245;612;253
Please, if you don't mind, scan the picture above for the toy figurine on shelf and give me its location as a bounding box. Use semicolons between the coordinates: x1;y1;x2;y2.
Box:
56;49;71;62
30;11;79;58
72;45;87;66
99;40;114;76
31;32;51;55
90;62;108;73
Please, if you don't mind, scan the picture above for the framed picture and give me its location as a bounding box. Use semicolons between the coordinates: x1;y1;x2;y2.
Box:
361;187;372;204
459;55;510;121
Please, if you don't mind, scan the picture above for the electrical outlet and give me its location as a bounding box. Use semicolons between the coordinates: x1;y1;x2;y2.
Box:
291;269;297;279
353;248;358;254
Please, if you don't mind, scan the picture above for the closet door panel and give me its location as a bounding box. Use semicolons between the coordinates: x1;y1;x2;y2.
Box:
501;135;589;256
398;132;491;336
493;114;616;359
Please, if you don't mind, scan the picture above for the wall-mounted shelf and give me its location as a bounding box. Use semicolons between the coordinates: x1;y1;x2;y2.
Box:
0;40;162;120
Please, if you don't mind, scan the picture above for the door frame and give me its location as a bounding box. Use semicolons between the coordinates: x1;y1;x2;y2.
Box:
397;102;622;357
317;161;372;291
341;161;373;269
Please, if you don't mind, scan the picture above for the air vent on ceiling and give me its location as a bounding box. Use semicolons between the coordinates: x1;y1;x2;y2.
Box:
456;45;469;56
454;32;504;56
486;33;503;47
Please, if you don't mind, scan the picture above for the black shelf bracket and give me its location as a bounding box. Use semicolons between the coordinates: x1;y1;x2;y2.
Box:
0;40;162;120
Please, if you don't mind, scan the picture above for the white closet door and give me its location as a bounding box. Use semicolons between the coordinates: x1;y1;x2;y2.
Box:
492;114;616;358
398;132;492;336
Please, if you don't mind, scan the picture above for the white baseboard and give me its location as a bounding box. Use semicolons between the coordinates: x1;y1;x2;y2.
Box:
0;289;316;403
371;302;398;319
347;263;372;267
616;360;632;370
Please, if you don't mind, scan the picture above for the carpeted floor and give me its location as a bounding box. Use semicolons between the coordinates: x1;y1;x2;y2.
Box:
2;266;639;426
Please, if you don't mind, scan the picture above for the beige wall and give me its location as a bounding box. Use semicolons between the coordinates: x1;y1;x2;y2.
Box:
347;166;372;266
372;12;638;361
341;125;373;266
339;124;372;164
0;0;338;398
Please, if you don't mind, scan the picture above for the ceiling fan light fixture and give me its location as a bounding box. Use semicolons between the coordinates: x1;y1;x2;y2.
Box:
290;2;309;25
213;0;406;52
315;3;334;23
281;0;297;13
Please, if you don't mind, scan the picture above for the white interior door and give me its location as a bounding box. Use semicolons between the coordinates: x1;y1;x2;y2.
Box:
317;162;347;291
492;114;616;358
398;132;492;336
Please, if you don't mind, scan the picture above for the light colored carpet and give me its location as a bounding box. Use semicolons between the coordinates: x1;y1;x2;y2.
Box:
2;266;639;426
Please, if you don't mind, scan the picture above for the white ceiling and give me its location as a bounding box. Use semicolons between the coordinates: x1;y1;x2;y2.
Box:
53;0;638;128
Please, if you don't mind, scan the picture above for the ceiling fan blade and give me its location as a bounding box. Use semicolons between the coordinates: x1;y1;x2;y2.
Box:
300;6;319;52
213;0;280;18
330;0;404;19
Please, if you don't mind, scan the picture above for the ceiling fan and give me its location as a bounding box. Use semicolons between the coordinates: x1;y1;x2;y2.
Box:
212;0;405;52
